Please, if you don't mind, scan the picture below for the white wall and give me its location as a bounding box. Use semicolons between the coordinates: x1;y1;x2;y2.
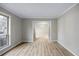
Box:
22;18;57;42
57;4;79;55
0;7;22;55
22;20;33;42
51;19;57;41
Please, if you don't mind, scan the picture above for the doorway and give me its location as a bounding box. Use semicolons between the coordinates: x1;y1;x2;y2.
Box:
32;21;51;42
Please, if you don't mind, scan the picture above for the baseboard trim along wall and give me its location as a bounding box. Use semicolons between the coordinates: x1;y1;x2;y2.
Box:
0;41;23;56
0;40;77;56
57;41;77;56
49;40;57;42
23;40;33;43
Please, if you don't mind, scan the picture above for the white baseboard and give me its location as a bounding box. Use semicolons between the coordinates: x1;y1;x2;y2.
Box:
49;40;57;42
23;40;33;43
57;41;77;56
0;41;22;55
52;40;57;42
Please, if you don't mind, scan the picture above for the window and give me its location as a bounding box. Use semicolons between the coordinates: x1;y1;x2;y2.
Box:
0;14;9;50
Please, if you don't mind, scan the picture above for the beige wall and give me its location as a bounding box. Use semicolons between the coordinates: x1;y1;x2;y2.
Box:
57;4;79;55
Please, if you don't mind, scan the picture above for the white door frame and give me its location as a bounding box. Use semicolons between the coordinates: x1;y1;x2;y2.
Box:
32;21;51;42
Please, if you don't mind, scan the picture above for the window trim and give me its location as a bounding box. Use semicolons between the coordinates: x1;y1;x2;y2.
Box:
0;12;11;51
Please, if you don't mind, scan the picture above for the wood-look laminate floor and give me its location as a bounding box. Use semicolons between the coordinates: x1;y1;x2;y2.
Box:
3;38;73;56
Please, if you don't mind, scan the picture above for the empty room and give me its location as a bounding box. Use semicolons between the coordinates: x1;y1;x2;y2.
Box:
0;3;79;56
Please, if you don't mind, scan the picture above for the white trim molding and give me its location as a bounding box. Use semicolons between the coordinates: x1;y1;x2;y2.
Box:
57;41;77;56
57;3;78;19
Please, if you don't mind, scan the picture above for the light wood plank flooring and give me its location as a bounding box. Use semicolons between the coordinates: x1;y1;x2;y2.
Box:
3;38;74;56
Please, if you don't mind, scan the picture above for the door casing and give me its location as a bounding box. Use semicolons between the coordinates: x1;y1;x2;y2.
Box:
32;21;51;42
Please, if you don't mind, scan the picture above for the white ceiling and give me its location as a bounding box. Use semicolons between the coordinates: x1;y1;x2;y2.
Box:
0;3;75;18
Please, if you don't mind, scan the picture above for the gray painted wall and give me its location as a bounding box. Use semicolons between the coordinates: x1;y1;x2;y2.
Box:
0;7;22;55
0;7;57;55
57;4;79;55
22;18;57;42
